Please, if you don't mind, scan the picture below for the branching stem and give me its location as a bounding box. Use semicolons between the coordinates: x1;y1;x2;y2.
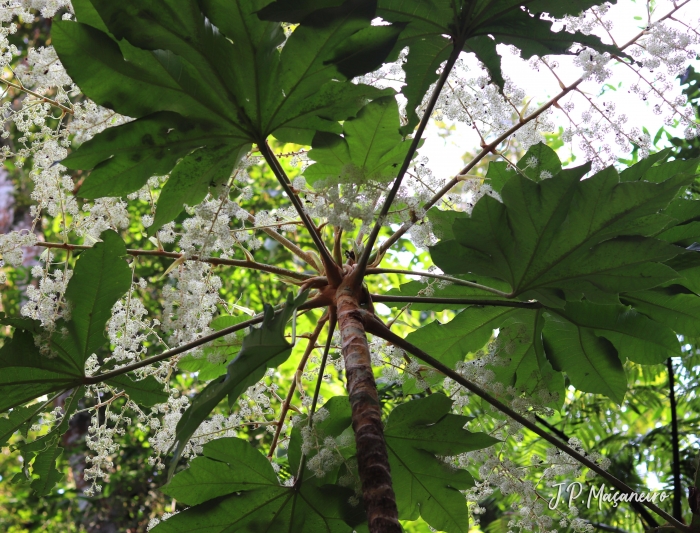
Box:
258;142;340;285
34;241;311;281
366;267;511;297
374;0;692;258
268;316;328;458
354;41;465;283
0;77;73;114
371;294;541;309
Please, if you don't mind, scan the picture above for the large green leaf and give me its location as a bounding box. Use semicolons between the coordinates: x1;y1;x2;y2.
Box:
384;394;499;533
55;0;400;227
150;143;250;234
154;437;364;532
169;292;307;478
543;313;627;404
405;307;521;368
431;160;695;303
19;388;85;496
63;112;243;199
555;302;680;365
489;309;564;406
55;230;132;369
303;96;408;186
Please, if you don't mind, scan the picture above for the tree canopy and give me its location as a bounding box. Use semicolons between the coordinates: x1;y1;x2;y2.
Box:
0;0;699;532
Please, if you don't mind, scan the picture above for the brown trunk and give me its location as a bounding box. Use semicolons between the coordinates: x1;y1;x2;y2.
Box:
335;281;401;533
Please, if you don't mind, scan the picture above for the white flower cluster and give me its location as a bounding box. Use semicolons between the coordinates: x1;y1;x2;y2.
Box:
441;335;560;416
458;435;610;533
106;279;163;367
161;261;221;354
15;44;73;89
0;229;36;267
147;375;279;465
635;20;700;76
0;22;18;69
305;179;383;233
146;393;191;464
29;405;64;432
434;61;554;152
74;198;131;241
562;3;612;36
553;4;700;168
21;259;72;329
83;383;134;496
67;100;130;144
0;0;72;22
180;194;242;255
574;49;612;84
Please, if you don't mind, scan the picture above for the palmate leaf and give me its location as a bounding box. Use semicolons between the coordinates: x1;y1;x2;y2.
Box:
384;394;500;533
286;395;497;533
417;153;700;403
54;0;401;231
154;437;364;533
0;230;131;412
0;232;170;494
303;96;409;186
430;159;696;304
169;292;308;478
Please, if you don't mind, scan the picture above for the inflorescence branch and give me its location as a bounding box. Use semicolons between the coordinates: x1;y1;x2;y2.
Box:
34;241;311;281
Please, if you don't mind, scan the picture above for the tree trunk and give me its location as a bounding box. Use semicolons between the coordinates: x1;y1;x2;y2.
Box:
336;282;401;533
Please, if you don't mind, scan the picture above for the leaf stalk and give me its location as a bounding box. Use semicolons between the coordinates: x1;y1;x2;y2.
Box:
364;314;691;532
